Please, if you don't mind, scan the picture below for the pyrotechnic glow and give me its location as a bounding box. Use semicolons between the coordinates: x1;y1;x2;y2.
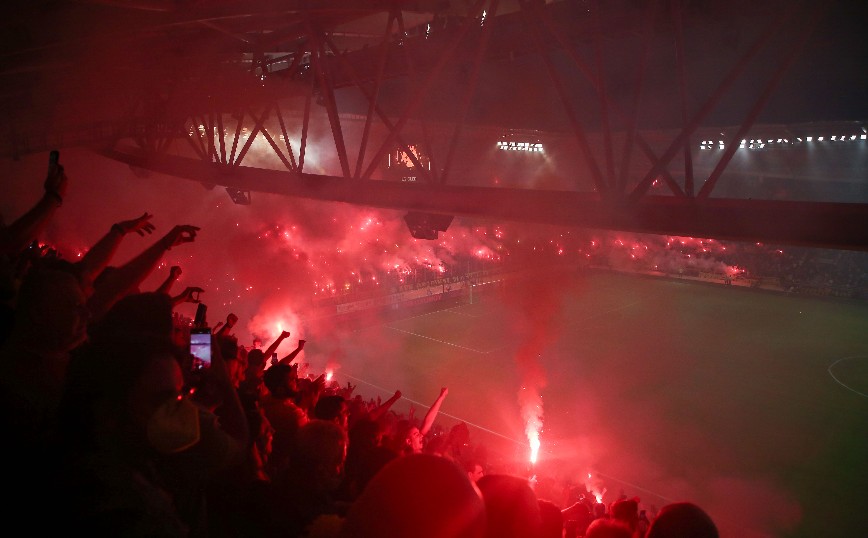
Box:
527;428;541;464
325;370;333;382
520;383;544;466
31;133;796;354
249;309;301;348
585;473;606;504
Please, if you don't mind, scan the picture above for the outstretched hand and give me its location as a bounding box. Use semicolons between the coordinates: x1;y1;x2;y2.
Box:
162;225;200;250
279;330;291;340
169;265;182;279
341;381;356;399
44;161;68;201
117;212;156;236
175;286;204;304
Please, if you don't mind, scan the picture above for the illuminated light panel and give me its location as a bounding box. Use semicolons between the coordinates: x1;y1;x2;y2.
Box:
497;141;544;153
700;130;866;150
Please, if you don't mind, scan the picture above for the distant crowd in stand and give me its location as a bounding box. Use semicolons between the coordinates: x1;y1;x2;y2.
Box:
584;236;868;299
309;234;868;308
0;157;722;536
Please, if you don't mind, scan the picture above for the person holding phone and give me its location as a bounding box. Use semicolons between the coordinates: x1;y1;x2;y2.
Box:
0;149;68;257
190;327;212;370
55;291;251;535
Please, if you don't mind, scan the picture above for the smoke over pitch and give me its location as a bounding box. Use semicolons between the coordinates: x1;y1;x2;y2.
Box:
0;147;831;537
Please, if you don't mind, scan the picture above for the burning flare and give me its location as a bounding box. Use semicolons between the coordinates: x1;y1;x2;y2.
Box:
527;425;541;464
521;386;543;465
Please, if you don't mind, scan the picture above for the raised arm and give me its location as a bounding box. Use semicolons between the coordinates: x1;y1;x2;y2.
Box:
215;312;238;337
87;224;199;321
155;265;182;295
277;339;306;366
169;286;204;308
262;330;291;360
76;213;155;286
368;390;402;423
419;387;449;437
0;155;67;256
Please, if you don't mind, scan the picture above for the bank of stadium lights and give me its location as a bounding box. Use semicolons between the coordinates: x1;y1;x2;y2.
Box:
700;132;867;150
497;141;545;153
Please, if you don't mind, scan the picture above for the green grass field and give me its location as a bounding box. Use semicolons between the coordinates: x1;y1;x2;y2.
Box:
308;270;868;538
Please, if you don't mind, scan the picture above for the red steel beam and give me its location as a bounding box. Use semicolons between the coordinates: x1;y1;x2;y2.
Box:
102;146;868;252
360;0;488;181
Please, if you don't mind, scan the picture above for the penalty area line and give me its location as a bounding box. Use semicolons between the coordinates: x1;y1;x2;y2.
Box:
386;326;488;354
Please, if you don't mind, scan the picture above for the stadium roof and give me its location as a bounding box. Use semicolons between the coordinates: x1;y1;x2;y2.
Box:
2;1;866;248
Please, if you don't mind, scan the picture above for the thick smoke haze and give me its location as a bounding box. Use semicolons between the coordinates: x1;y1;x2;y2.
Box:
0;148;504;342
3;147;861;538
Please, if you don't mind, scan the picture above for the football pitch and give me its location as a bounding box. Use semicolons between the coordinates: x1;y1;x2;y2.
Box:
309;270;868;538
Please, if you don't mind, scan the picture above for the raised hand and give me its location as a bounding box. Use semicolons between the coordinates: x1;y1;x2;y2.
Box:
169;265;182;279
340;381;356;399
116;212;156;236
176;286;204;303
161;225;200;250
43;162;68;203
279;330;291;340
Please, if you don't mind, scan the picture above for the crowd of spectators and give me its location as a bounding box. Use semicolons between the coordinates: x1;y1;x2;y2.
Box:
0;156;725;537
304;230;867;311
581;234;868;300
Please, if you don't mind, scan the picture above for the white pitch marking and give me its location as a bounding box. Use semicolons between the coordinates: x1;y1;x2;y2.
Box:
339;372;525;445
828;355;868;398
386;326;488;354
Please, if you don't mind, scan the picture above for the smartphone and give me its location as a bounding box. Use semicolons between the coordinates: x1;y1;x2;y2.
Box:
190;328;212;369
193;302;207;328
